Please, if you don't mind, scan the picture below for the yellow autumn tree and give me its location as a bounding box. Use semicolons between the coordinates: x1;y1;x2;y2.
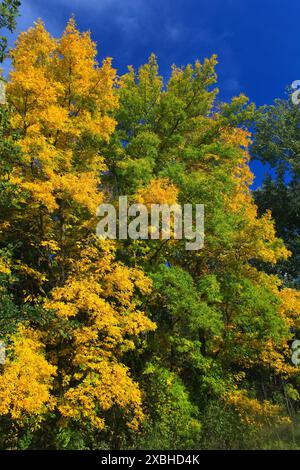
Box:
0;19;155;435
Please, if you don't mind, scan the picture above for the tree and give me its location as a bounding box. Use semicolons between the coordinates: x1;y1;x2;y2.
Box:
0;19;155;448
1;19;300;450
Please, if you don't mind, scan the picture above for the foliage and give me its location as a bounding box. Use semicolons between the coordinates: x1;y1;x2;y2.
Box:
0;19;299;450
0;19;155;447
0;0;20;62
252;96;300;288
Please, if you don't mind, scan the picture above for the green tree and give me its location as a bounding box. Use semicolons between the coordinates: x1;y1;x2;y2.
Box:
0;0;21;62
252;95;300;288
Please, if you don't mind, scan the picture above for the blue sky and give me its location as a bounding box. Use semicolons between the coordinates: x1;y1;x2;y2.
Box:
5;0;300;187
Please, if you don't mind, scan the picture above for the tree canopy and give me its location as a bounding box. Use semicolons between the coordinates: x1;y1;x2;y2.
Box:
0;19;299;450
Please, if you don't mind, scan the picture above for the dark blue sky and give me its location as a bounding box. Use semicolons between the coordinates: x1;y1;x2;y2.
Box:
5;0;300;187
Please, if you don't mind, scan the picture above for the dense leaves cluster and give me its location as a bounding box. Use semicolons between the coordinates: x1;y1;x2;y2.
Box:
0;18;299;450
0;0;20;62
